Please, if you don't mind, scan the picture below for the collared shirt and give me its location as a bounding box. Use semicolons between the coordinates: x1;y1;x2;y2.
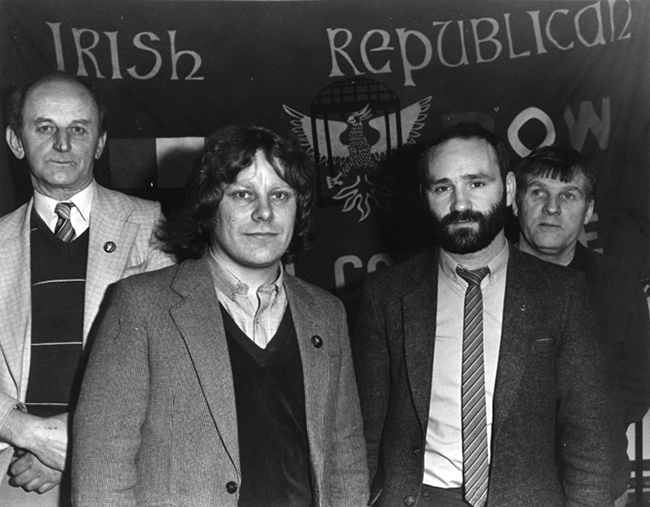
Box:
207;251;287;349
33;182;94;237
423;242;509;489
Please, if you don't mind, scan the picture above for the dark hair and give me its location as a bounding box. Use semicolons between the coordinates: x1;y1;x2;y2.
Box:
160;123;315;262
6;71;107;136
418;122;510;184
515;145;597;200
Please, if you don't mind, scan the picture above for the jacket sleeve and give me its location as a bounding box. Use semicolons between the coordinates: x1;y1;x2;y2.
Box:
126;201;175;276
556;278;616;507
351;276;390;483
72;281;150;507
618;277;650;424
325;297;370;507
141;202;176;272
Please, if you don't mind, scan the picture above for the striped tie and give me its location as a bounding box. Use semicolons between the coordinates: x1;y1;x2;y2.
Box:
54;202;76;242
456;265;490;507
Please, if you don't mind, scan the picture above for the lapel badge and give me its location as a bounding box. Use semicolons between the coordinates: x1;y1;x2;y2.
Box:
311;335;323;348
104;241;117;253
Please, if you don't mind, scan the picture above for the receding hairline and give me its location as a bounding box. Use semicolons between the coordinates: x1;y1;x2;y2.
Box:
19;75;104;133
26;77;99;109
425;136;500;174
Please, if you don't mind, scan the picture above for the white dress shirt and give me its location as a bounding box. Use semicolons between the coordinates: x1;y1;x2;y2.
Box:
423;242;509;488
33;182;94;237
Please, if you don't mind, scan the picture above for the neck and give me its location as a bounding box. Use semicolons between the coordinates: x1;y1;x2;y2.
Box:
443;231;507;269
33;180;93;202
210;251;281;293
516;237;575;266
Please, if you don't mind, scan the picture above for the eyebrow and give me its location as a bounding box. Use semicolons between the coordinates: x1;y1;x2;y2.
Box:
428;172;496;186
528;181;584;193
32;117;94;126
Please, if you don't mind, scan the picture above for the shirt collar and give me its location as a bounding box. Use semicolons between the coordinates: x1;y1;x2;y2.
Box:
33;180;94;227
438;240;509;286
206;250;284;301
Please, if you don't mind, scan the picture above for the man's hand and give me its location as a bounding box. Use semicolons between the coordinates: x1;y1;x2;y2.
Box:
8;451;62;493
0;410;68;471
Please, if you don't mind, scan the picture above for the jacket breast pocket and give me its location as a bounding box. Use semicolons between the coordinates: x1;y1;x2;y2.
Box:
531;337;555;353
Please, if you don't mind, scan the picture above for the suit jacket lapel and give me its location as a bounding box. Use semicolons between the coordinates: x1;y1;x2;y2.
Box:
284;276;329;479
85;184;139;339
492;247;536;442
0;202;33;396
402;252;439;432
169;258;240;475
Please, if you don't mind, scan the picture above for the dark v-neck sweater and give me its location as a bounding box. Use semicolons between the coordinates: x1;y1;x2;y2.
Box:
221;304;313;507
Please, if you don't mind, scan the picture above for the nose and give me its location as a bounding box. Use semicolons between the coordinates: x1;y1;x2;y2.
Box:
252;196;274;222
53;129;71;152
542;195;561;215
450;188;471;213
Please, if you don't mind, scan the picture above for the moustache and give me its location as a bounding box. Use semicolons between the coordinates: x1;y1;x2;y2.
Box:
439;210;484;228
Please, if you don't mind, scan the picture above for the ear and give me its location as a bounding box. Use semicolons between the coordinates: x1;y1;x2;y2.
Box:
94;131;107;159
6;126;25;159
505;171;516;208
512;194;519;217
583;198;595;225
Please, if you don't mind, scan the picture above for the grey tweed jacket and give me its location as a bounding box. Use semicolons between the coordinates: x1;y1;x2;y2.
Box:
72;257;369;507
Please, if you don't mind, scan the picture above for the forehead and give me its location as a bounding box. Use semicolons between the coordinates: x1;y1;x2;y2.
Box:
233;151;290;186
427;137;500;180
23;79;99;123
524;172;590;194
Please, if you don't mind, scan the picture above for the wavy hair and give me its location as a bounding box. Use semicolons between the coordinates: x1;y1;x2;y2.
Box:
160;123;315;262
515;145;597;200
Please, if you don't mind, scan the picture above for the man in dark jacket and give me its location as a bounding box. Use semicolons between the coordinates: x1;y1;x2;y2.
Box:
353;123;615;507
513;145;650;507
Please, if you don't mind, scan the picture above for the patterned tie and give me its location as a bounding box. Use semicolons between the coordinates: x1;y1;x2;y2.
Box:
456;265;490;507
54;202;76;242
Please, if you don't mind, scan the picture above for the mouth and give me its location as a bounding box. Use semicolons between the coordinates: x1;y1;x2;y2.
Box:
245;232;279;238
448;220;478;227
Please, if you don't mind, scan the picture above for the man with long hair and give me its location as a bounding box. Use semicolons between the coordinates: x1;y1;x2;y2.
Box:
72;123;369;507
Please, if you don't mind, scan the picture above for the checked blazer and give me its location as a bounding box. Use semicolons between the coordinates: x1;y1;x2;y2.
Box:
0;181;174;477
353;245;616;507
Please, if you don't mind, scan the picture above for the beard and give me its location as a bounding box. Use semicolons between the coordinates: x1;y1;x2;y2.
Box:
432;193;507;254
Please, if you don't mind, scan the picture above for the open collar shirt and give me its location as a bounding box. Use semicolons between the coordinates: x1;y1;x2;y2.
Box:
207;251;287;349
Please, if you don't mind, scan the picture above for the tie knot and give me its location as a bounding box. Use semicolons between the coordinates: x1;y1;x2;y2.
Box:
456;266;490;287
55;202;74;220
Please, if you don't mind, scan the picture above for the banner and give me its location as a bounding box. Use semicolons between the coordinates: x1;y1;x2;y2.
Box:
2;0;649;310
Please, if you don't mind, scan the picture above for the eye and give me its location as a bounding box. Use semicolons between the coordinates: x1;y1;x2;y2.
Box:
271;190;294;202
37;125;54;134
432;185;449;194
70;126;86;135
231;190;253;200
530;188;545;197
469;181;486;189
562;192;576;201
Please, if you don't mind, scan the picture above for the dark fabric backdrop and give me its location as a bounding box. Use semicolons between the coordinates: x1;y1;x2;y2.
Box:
2;0;649;311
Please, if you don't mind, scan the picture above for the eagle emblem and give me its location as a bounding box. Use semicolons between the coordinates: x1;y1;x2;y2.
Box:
284;95;431;221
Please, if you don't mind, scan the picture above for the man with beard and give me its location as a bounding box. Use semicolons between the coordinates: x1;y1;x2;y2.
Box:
352;123;614;507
